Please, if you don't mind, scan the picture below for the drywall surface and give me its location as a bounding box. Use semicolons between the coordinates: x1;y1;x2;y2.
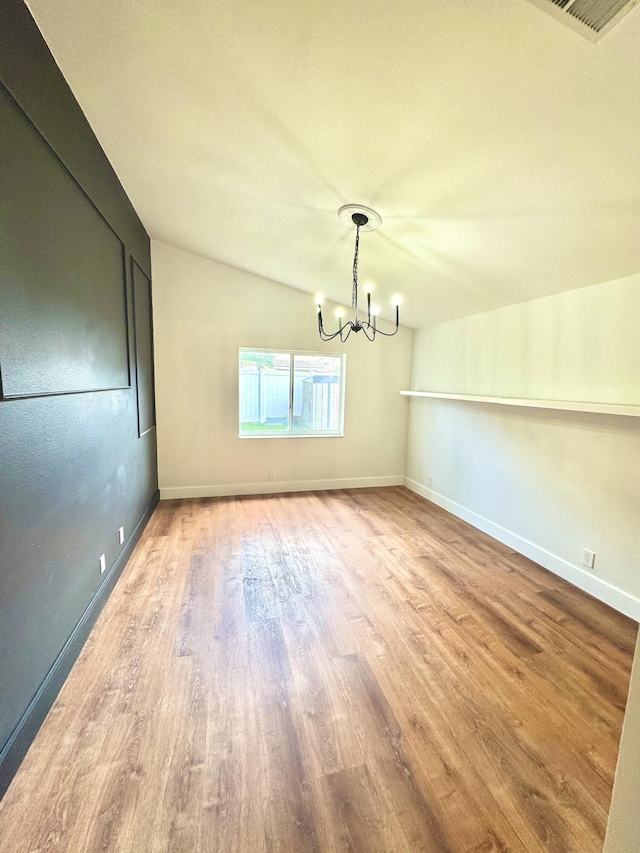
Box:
152;240;413;497
405;274;640;617
604;632;640;853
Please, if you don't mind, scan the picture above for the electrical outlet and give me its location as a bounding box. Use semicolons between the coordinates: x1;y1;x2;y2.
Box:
426;476;432;487
582;549;596;569
118;526;125;545
99;554;106;574
269;469;276;479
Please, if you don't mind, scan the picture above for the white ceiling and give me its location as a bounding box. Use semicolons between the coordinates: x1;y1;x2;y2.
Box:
26;0;640;328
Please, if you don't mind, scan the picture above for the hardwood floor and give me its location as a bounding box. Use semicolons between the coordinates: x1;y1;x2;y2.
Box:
0;487;636;852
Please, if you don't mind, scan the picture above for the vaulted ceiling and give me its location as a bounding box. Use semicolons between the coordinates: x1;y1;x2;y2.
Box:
26;0;640;327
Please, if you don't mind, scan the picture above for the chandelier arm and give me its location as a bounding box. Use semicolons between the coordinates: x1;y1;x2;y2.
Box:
319;318;353;341
361;324;375;342
317;312;330;340
361;311;400;337
320;327;345;341
369;325;398;337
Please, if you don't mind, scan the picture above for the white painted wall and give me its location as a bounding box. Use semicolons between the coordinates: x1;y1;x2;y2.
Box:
405;274;640;618
604;632;640;853
151;240;413;498
151;240;640;849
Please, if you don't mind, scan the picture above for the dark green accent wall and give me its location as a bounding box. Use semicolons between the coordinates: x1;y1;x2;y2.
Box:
0;0;158;796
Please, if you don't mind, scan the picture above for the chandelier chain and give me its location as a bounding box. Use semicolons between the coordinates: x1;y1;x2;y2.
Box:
352;223;360;311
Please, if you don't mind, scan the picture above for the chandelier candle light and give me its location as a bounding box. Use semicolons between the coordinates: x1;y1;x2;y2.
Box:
316;204;400;342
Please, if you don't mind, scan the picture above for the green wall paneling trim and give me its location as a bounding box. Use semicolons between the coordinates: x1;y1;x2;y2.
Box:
132;259;157;436
0;83;131;398
0;0;150;272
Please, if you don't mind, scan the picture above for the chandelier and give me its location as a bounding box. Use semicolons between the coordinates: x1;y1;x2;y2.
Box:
316;204;400;342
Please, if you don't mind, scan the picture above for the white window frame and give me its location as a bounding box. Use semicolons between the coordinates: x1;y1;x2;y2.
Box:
238;348;346;439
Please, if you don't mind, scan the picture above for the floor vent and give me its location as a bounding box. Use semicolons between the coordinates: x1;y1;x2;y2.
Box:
526;0;640;40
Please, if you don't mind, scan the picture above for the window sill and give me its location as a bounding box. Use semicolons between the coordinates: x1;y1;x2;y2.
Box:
238;432;344;439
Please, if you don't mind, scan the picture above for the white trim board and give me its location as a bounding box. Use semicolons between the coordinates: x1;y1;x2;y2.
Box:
404;477;640;622
160;475;403;500
401;390;640;418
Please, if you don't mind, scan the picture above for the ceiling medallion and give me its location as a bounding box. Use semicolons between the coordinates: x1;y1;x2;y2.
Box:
316;205;400;342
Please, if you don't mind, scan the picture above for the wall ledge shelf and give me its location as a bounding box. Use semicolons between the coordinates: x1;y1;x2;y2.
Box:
400;390;640;418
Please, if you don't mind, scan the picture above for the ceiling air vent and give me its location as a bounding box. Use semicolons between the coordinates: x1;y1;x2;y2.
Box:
526;0;640;41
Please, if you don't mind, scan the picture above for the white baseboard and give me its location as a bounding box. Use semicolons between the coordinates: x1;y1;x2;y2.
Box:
404;477;640;622
160;475;404;501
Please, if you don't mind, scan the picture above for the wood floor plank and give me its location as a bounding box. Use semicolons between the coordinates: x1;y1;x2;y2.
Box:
199;665;264;853
0;487;636;852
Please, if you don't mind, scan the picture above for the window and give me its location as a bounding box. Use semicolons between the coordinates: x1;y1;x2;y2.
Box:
239;349;345;438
